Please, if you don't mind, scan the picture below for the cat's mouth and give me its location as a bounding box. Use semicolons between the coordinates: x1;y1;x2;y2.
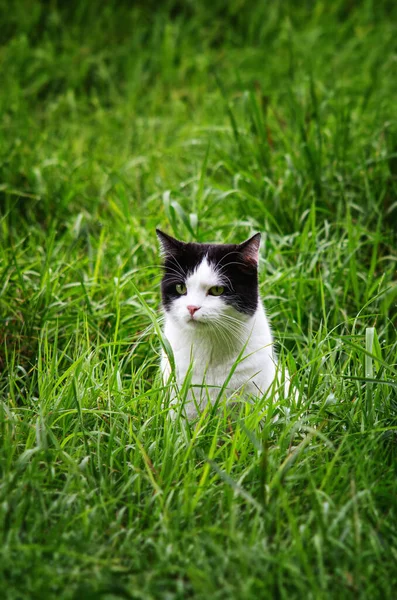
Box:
186;315;204;326
188;317;200;324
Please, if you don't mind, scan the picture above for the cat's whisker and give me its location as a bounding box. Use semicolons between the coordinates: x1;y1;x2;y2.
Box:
161;276;185;285
216;260;252;272
213;250;240;270
211;318;241;340
216;314;250;330
167;255;186;277
211;315;241;331
161;265;185;279
217;272;234;289
208;322;224;349
209;320;235;355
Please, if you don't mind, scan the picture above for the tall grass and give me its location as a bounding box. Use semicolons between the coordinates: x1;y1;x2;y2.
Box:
1;1;397;598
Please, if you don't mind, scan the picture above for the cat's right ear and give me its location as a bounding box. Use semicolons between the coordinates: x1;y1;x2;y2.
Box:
156;229;183;256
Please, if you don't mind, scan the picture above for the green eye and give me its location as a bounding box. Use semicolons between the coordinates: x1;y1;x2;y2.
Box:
208;286;224;296
175;283;187;295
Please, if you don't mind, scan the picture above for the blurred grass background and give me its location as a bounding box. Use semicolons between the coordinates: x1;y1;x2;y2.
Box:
1;1;397;598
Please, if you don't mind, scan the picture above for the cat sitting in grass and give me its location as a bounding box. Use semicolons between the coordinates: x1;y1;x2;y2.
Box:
157;229;290;419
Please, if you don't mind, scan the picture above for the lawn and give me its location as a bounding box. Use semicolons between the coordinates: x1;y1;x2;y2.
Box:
1;1;397;598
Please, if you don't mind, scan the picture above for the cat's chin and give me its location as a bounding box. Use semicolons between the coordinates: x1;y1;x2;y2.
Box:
175;316;212;331
183;318;204;328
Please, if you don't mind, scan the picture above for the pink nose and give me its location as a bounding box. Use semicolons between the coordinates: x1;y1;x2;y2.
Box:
187;305;200;317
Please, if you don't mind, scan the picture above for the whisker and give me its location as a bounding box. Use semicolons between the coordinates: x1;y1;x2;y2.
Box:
213;250;239;270
211;317;242;338
161;276;185;285
162;265;186;278
216;260;251;272
210;320;235;355
167;255;186;277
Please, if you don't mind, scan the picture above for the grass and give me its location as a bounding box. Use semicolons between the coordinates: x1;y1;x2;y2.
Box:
1;0;397;597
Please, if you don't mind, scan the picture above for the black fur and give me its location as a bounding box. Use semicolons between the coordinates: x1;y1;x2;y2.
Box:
157;230;260;315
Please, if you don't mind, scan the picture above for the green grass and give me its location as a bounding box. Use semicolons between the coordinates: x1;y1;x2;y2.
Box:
1;0;397;598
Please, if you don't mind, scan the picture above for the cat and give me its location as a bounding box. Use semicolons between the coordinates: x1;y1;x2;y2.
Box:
157;229;289;419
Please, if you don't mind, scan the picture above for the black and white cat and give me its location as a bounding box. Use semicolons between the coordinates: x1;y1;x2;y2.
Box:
157;229;288;419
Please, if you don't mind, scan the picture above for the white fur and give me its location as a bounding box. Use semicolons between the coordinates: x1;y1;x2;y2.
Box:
161;257;283;419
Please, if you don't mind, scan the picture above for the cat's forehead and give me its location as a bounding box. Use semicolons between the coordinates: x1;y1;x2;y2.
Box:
164;242;239;275
186;257;222;288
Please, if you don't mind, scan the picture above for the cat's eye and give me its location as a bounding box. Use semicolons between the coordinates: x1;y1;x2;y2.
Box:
175;283;187;295
208;286;224;296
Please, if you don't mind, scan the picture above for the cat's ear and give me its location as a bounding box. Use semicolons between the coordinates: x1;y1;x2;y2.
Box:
156;229;184;256
238;233;261;266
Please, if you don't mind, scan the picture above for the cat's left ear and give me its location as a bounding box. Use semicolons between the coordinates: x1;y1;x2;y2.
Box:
238;233;261;266
156;229;184;256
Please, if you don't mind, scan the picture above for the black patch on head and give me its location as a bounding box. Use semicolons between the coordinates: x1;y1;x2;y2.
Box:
156;230;260;315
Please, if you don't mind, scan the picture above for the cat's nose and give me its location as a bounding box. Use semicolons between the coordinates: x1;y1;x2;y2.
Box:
187;305;200;316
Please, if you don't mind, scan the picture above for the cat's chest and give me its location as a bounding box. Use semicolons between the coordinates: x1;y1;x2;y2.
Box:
172;338;259;382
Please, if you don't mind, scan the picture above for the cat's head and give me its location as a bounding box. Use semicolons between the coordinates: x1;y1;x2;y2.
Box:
157;229;261;330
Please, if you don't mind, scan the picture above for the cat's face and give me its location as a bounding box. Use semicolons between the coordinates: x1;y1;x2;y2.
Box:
157;230;260;330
